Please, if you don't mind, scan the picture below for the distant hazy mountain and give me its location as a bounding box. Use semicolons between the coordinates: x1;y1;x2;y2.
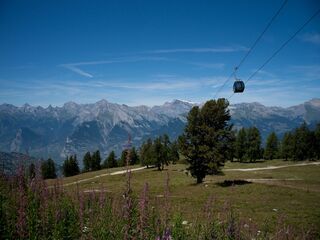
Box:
230;98;320;140
0;151;37;174
0;98;319;164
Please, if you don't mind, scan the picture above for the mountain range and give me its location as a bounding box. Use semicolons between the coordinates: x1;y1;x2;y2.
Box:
0;98;319;165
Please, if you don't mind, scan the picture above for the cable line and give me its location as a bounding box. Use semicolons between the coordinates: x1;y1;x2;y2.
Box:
213;0;288;99
228;7;320;100
237;0;288;70
245;8;320;85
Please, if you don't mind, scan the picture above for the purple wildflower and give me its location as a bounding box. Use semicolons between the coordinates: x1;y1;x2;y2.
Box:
123;169;133;240
138;182;149;239
163;172;170;228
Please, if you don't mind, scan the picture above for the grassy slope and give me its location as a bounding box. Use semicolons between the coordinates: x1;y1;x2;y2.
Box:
48;160;320;232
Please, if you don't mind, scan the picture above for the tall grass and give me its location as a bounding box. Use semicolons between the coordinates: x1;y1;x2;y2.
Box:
0;165;316;240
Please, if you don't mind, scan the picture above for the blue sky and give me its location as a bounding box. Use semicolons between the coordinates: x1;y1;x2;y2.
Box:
0;0;319;107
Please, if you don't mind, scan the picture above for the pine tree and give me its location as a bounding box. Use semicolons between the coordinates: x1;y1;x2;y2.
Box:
235;128;247;162
63;155;80;177
179;99;233;184
179;106;203;183
169;141;180;164
72;155;80;175
281;132;293;160
292;122;309;161
307;130;317;160
129;147;138;165
246;127;261;162
103;151;118;168
119;150;128;167
41;158;57;179
264;132;279;160
153;136;165;171
91;150;101;170
140;138;154;168
62;156;69;177
162;134;171;167
83;151;92;172
228;130;236;162
315;123;320;160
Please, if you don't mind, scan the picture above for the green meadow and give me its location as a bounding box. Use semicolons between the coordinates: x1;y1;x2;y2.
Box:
48;160;320;234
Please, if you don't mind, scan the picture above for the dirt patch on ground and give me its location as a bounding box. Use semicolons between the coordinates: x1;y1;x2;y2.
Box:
246;178;320;192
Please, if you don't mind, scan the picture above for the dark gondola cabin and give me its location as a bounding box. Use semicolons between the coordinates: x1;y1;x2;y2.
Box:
233;80;245;93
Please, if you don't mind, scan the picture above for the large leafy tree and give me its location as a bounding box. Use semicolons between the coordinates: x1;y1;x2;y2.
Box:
246;127;261;162
179;99;233;184
41;158;57;179
264;132;279;160
235;128;247;162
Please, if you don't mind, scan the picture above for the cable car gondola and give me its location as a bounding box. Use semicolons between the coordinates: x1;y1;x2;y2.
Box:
233;80;245;93
232;67;245;93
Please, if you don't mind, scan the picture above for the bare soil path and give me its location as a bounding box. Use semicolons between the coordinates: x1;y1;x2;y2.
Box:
63;166;147;186
224;162;320;172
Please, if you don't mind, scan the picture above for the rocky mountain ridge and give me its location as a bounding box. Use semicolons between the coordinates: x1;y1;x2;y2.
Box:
0;98;319;164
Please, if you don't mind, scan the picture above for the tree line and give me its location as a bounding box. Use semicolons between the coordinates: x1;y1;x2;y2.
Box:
139;134;179;170
28;158;57;180
279;122;320;161
60;148;139;178
234;122;320;162
33;134;179;179
34;146;141;179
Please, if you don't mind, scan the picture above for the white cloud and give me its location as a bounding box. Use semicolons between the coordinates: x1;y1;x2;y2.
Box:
186;62;225;69
1;75;226;99
75;76;224;91
60;55;226;78
60;56;169;78
300;32;320;45
147;46;248;54
58;45;240;78
61;64;93;78
64;56;168;66
250;69;277;78
288;65;320;80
